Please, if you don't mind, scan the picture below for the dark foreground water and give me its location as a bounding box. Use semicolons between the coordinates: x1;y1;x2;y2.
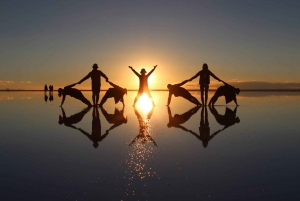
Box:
0;91;299;201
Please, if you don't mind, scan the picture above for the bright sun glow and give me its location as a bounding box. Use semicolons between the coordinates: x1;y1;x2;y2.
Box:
136;93;153;114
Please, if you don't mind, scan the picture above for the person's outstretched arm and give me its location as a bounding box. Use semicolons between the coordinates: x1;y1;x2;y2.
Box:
167;91;172;105
147;65;157;77
78;72;91;84
189;72;200;81
108;81;119;88
176;80;189;87
209;71;221;81
61;107;67;118
60;95;66;107
100;71;109;82
129;66;140;77
65;83;77;88
233;97;239;106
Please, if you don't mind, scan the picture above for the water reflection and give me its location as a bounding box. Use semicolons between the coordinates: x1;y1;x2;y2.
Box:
209;105;240;131
44;94;48;102
123;106;158;186
100;106;127;133
130;106;156;146
78;107;109;148
167;105;200;132
58;107;90;130
188;106;222;148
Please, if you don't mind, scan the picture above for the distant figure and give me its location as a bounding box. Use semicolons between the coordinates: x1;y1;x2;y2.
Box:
209;105;240;131
167;106;200;132
44;94;48;102
49;85;54;93
49;93;54;102
130;106;157;146
99;81;127;106
78;107;109;148
58;83;92;107
78;63;109;106
58;107;90;130
189;63;221;105
167;80;201;106
129;65;157;106
44;84;48;93
100;106;127;133
209;81;240;106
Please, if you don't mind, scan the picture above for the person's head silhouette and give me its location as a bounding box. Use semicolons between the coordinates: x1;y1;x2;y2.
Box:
235;88;240;95
202;63;208;71
93;142;99;148
167;84;171;89
235;117;240;123
92;63;98;69
140;69;147;75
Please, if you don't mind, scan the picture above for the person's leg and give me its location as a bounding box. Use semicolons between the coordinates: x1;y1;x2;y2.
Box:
145;90;155;105
133;90;143;106
92;92;96;106
99;93;109;106
200;85;205;105
209;94;218;106
77;93;92;106
204;86;209;105
95;93;99;105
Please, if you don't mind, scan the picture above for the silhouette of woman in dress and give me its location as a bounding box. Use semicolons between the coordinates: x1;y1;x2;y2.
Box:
129;65;157;106
189;63;221;105
58;83;92;107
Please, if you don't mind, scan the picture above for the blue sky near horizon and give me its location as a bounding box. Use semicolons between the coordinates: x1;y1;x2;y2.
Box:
1;0;300;90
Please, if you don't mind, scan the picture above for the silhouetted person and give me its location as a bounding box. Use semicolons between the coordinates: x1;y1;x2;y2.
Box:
129;65;157;106
100;106;127;133
78;107;109;148
49;93;54;102
209;81;240;106
78;63;109;106
58;107;91;130
99;81;127;107
44;84;48;94
167;80;201;106
44;94;48;102
189;63;221;105
49;85;53;94
130;106;157;146
167;106;200;132
209;105;240;131
58;83;92;107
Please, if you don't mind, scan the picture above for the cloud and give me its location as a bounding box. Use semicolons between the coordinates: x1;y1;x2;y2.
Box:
20;81;33;84
0;80;14;85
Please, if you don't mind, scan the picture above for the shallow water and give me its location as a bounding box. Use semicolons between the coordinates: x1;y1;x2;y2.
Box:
0;91;300;201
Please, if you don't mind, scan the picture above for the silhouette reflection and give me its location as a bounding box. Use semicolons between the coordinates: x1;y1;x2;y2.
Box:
167;106;200;132
130;106;157;146
188;106;221;148
59;107;90;130
78;107;109;148
44;94;48;102
209;105;240;131
100;106;127;133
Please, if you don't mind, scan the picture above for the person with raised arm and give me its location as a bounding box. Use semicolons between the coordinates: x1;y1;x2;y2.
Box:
167;80;201;106
189;63;222;105
99;81;127;107
58;83;92;107
77;63;109;106
129;65;157;106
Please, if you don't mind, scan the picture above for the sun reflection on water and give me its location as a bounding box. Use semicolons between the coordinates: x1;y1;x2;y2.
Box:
120;106;159;196
136;93;153;114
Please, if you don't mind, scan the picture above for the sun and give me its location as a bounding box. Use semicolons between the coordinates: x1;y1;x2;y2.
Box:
136;93;153;114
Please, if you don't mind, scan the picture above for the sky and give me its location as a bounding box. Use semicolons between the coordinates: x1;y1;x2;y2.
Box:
1;0;300;90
